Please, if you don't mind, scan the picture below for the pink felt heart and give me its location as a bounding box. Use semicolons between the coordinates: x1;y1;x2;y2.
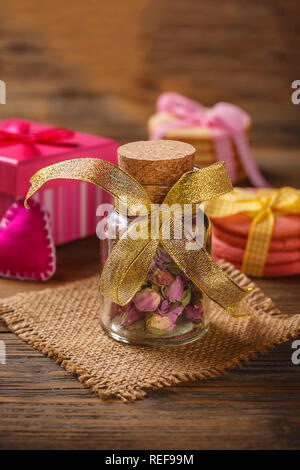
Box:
0;199;56;281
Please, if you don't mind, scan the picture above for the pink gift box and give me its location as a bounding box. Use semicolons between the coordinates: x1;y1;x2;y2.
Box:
0;119;119;245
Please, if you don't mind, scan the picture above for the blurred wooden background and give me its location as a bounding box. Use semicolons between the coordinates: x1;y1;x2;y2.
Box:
0;0;300;147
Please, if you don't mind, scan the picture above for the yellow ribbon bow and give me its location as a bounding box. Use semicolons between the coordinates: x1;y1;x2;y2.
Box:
205;187;300;276
25;158;250;315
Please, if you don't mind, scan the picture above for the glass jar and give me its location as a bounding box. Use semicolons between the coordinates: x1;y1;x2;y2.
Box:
100;202;211;347
99;140;212;346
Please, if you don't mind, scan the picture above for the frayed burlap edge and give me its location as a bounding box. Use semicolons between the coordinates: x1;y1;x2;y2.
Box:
1;261;300;402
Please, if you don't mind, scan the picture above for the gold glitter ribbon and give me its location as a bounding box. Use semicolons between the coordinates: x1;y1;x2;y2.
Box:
205;187;300;276
25;159;250;315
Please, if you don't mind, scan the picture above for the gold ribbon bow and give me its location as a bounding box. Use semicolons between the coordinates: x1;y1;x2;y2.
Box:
205;187;300;276
25;158;250;315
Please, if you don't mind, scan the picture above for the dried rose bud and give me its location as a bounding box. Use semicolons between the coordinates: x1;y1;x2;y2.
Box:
184;304;203;323
179;285;192;307
133;287;161;312
120;305;140;328
155;248;173;270
165;275;184;301
159;299;170;313
151;268;173;286
146;314;168;335
147;303;184;333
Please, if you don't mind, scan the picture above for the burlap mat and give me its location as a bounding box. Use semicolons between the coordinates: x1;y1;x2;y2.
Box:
1;261;299;402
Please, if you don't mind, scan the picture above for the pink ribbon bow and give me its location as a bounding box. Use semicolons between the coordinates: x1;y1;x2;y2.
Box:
0;119;77;157
150;92;270;187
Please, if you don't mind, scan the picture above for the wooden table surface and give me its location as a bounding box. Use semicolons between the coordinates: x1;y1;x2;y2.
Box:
0;148;300;450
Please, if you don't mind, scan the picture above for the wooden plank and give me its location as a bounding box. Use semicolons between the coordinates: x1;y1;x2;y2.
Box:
1;0;300;446
0;1;300;147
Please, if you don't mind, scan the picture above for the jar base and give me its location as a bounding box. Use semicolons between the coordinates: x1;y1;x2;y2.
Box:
101;321;209;347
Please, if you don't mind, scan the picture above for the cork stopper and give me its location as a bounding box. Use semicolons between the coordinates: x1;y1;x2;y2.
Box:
118;140;196;202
